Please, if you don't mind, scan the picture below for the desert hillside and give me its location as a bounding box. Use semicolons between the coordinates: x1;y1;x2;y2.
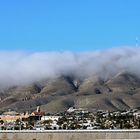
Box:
0;72;140;113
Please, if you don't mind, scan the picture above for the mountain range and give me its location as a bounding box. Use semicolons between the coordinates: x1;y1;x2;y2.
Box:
0;72;140;113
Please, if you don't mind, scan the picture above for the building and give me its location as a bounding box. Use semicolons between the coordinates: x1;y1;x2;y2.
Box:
41;116;62;121
0;111;29;122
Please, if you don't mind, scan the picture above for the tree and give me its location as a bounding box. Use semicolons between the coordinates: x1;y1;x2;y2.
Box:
43;119;53;124
0;120;4;124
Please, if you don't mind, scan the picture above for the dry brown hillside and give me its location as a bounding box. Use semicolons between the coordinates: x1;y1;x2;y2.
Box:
0;72;140;113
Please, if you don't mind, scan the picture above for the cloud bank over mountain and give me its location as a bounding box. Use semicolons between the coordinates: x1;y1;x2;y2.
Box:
0;47;140;87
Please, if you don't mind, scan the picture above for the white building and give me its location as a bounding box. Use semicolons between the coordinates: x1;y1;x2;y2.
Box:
41;116;62;121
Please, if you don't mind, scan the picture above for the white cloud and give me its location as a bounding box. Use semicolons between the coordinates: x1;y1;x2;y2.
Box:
0;47;140;87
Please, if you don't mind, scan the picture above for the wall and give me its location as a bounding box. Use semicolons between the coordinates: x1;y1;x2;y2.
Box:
0;130;140;140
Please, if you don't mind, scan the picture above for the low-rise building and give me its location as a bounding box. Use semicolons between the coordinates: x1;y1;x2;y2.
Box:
41;116;61;121
0;111;29;123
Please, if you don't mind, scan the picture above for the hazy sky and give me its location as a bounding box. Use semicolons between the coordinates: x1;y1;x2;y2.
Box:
0;0;140;51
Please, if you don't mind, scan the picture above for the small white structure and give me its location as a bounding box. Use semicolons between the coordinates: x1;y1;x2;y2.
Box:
41;116;61;121
67;107;76;113
33;124;45;130
67;107;89;114
50;124;60;130
133;111;140;119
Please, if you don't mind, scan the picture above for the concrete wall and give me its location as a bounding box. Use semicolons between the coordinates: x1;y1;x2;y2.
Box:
0;130;140;140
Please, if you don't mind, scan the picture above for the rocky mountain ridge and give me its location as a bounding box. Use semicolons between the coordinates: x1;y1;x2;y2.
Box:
0;72;140;113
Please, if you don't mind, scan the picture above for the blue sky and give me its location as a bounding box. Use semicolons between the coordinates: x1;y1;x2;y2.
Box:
0;0;140;52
